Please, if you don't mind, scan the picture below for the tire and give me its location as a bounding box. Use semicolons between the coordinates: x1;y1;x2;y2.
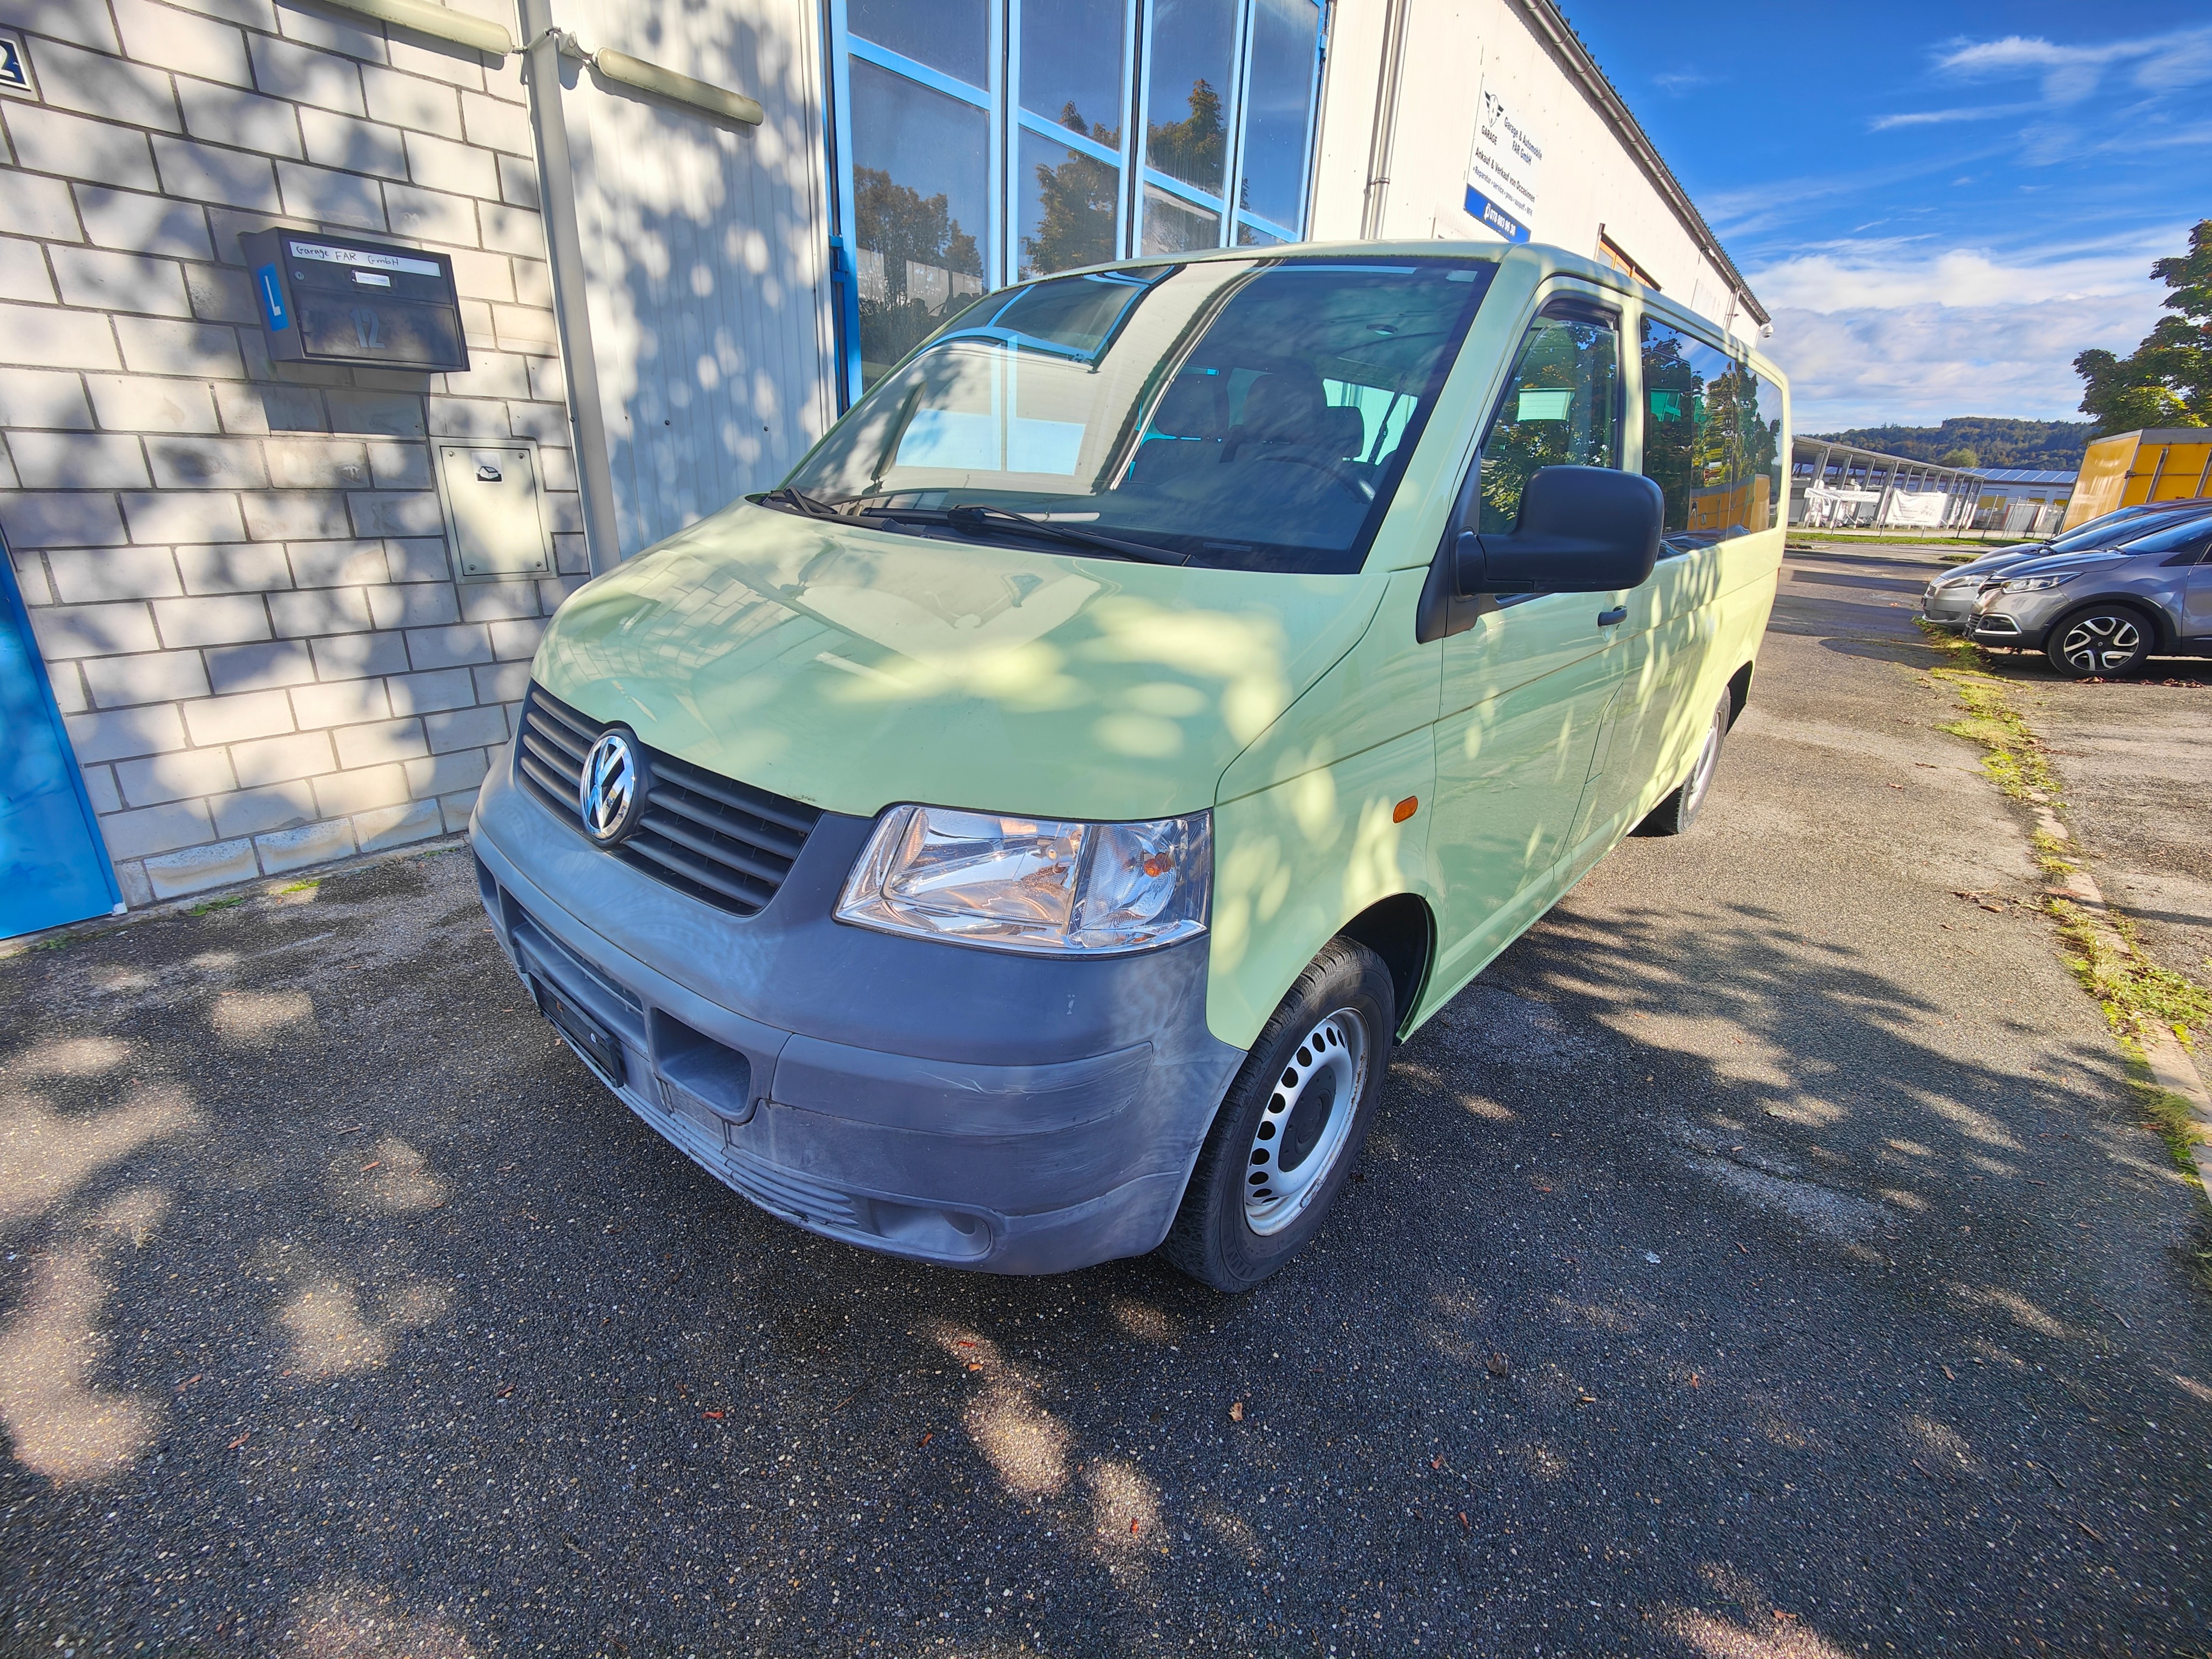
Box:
1634;685;1734;837
1160;936;1395;1293
2045;603;2154;678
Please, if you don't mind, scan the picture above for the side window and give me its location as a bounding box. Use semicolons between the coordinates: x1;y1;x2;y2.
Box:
1475;305;1621;535
1639;319;1785;545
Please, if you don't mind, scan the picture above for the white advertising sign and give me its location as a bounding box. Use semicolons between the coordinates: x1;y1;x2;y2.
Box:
1465;79;1542;241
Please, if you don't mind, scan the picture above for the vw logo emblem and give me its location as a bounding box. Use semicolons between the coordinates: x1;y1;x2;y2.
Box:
578;729;646;845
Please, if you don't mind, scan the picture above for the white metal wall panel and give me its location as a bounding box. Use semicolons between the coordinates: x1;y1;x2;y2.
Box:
1311;0;1750;339
552;0;835;552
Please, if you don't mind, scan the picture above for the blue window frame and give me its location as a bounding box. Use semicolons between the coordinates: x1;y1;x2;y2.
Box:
826;0;1324;397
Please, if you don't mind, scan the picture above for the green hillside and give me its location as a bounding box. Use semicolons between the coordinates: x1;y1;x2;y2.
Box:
1805;419;2094;471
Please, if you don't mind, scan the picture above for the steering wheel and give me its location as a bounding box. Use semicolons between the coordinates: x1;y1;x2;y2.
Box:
1245;449;1375;502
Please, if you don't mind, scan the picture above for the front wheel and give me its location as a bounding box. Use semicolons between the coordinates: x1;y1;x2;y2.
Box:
1159;936;1394;1292
1635;685;1734;837
2046;603;2153;678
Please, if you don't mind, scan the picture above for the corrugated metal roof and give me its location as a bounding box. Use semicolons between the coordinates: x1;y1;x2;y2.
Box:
1974;468;2078;485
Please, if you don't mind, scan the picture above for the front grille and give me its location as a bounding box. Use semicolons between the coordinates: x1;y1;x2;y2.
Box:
516;684;821;917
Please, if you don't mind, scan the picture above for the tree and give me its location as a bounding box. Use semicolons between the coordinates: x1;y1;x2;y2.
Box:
1939;447;1979;469
2074;219;2212;434
1023;103;1120;278
1147;78;1225;195
853;168;982;382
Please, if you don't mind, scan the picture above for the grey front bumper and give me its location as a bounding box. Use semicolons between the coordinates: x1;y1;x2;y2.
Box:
468;758;1247;1274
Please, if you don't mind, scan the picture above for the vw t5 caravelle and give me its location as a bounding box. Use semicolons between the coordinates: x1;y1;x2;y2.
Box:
469;243;1788;1291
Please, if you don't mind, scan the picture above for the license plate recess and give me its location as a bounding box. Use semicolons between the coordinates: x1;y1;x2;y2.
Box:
530;975;626;1084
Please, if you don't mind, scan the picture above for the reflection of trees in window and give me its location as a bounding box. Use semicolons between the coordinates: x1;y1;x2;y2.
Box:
855;167;982;381
1025;104;1120;276
1148;79;1224;193
1478;319;1616;534
1639;326;1702;532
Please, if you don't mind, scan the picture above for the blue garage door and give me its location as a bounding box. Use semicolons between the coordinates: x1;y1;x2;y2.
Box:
1;536;122;938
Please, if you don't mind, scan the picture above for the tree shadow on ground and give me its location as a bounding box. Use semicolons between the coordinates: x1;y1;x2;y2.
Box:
1;846;2207;1657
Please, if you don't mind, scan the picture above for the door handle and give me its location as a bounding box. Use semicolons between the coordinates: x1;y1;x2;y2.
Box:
1597;606;1628;628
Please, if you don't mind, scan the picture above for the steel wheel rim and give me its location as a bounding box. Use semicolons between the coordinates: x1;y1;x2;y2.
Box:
2058;613;2141;673
1243;1008;1368;1236
1682;693;1729;818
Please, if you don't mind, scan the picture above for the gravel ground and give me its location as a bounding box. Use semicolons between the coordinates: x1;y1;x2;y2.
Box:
3;544;2208;1657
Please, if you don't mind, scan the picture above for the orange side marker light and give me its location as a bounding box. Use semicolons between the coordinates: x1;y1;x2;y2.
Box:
1393;796;1419;823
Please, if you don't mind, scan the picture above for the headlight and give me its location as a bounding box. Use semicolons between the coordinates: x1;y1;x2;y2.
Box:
835;805;1211;955
2001;573;2074;593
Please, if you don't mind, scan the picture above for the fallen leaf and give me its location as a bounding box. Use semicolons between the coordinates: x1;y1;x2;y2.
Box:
1458;1512;1470;1531
360;1161;382;1172
227;1432;251;1451
1431;1454;1444;1470
1229;1400;1245;1422
956;1340;976;1348
1943;1365;1956;1381
1485;1352;1508;1379
1687;1373;1702;1388
495;1384;516;1399
1535;1183;1553;1194
967;1361;983;1372
1129;1517;1139;1535
918;1432;933;1448
177;1374;202;1393
702;1409;724;1420
1576;1392;1598;1407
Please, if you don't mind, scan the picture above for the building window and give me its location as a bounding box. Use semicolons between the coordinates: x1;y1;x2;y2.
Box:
830;0;1324;392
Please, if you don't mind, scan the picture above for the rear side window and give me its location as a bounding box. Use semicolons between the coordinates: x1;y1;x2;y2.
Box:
1640;319;1783;546
1475;302;1622;535
2117;516;2212;560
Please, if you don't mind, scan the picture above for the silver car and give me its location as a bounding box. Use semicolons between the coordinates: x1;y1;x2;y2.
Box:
1967;508;2212;676
1920;500;2208;631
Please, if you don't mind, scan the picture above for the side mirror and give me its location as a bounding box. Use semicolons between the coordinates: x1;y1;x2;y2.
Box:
1454;465;1663;596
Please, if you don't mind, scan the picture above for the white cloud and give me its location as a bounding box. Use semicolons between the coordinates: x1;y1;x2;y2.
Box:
1749;243;2161;313
1934;26;2212;103
1869;102;2040;132
1749;242;2174;428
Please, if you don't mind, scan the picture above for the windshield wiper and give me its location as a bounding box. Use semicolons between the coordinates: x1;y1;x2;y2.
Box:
940;503;1189;566
759;485;848;521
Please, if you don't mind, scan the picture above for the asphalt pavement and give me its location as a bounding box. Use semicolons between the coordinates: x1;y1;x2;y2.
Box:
3;543;2208;1657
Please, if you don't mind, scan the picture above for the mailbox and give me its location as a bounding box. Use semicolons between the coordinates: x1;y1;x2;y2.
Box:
241;229;469;373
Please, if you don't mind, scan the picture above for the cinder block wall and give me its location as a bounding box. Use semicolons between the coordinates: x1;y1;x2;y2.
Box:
0;0;584;906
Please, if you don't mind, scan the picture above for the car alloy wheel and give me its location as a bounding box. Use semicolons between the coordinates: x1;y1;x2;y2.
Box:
1242;1008;1369;1236
2051;609;2148;677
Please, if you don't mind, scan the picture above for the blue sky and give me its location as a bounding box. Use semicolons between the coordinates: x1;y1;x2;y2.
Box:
1563;1;2212;431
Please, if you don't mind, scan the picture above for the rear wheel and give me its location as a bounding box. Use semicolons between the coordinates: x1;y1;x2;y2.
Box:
2046;603;2153;678
1635;685;1734;837
1161;936;1394;1292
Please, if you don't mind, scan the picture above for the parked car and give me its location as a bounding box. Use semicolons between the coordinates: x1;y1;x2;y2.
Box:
468;242;1789;1290
1920;499;2210;630
1967;508;2212;675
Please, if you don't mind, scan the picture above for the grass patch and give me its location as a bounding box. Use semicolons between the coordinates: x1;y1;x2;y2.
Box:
280;879;321;893
2049;898;2212;1049
1929;665;2060;803
2125;1069;2210;1175
2188;1223;2212;1294
186;895;248;916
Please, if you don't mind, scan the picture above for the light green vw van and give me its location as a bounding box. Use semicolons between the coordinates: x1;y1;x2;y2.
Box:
468;242;1786;1290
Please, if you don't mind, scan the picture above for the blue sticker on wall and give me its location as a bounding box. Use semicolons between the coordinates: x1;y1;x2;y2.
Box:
256;264;291;329
0;34;33;95
1463;186;1530;245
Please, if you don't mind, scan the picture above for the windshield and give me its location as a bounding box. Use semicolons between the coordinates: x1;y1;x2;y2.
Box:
783;255;1497;574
